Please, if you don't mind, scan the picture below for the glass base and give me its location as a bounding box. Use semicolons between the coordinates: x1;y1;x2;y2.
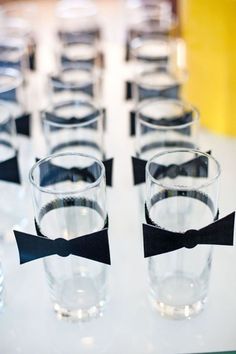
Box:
149;274;208;320
151;297;206;320
53;299;106;322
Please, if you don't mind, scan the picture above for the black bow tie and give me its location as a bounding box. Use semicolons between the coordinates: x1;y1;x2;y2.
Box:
143;212;235;257
0;154;21;184
14;227;111;265
132;154;209;185
39;158;113;187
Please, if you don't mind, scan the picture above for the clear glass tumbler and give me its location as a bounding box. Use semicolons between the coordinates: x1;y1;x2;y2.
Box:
145;149;221;319
133;66;187;103
47;65;102;105
42;99;104;160
29;153;108;321
55;0;100;45
136;98;199;161
0;103;27;240
0;261;4;311
0;37;28;73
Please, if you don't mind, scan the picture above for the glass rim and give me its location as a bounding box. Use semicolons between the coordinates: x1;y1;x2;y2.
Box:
29;152;105;195
137;98;199;130
130;35;176;59
0;67;23;93
146;149;221;190
43;99;101;128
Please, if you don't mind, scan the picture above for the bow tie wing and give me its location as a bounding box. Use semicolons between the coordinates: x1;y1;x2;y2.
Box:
0;155;21;184
14;231;55;264
70;229;111;264
15;113;31;137
39;162;70;187
180;154;209;178
143;224;183;257
132;156;147;185
103;158;113;187
197;212;235;246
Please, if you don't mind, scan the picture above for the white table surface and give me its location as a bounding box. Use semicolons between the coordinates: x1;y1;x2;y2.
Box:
0;1;236;353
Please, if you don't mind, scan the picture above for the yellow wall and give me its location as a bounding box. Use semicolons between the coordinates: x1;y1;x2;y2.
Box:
180;0;236;136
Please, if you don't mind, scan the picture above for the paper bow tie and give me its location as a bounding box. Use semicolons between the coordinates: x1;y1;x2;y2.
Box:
143;212;235;257
132;154;209;185
39;158;113;187
0;154;21;184
14;228;111;265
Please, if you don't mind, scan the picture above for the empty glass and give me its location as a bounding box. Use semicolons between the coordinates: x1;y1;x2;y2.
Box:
42;99;104;160
0;103;27;240
0;261;4;311
0;37;28;73
55;0;100;45
145;149;220;319
47;66;102;105
0;17;36;71
30;153;108;321
136;98;199;160
133;66;187;103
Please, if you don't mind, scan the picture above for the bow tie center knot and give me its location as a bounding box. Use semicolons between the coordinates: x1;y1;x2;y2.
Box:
184;229;198;249
166;164;180;179
69;167;82;182
54;238;71;257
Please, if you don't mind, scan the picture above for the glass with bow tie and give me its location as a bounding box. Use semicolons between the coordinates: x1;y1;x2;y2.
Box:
42;99;104;159
132;98;199;209
55;1;103;70
47;65;102;106
17;153;110;321
0;103;27;240
125;0;176;61
0;260;3;311
143;149;234;319
0;37;28;74
0;17;37;71
0;67;33;179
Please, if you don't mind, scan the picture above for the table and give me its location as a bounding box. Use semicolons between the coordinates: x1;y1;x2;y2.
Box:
0;1;236;353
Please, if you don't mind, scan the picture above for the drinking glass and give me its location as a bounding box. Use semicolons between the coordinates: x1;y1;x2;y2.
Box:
136;98;199;160
0;103;27;240
0;17;36;71
42;99;104;160
30;153;108;321
0;67;25;118
133;66;187;103
47;65;102;105
55;0;100;45
0;37;28;73
131;36;177;66
0;261;4;311
0;67;32;178
145;149;220;319
58;39;101;69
